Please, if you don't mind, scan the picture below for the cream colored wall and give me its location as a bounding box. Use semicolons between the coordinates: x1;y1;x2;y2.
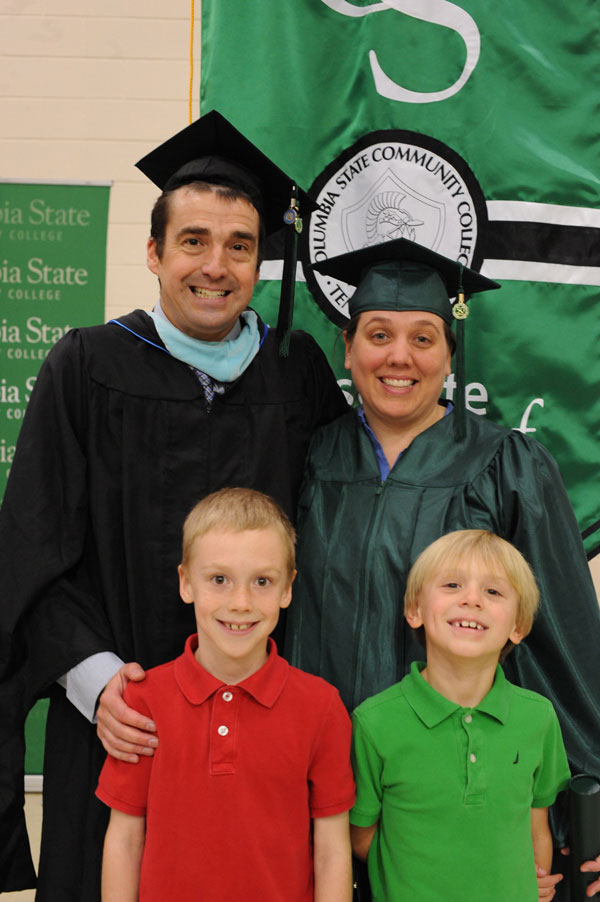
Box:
1;0;201;322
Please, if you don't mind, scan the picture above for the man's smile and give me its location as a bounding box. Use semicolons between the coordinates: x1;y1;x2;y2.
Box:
189;287;230;299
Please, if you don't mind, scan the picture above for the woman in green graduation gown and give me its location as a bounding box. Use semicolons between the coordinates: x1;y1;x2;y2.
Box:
285;239;600;852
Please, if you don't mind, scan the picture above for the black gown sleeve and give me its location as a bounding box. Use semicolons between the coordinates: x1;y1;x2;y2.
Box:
0;330;115;697
300;330;349;427
0;331;119;889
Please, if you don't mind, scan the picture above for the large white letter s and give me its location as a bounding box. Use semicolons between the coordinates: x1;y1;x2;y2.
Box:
320;0;481;103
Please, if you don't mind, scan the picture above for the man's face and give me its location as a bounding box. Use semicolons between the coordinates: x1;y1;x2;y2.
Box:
147;186;260;341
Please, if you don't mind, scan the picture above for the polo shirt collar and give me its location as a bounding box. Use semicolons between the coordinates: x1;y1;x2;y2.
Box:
403;661;511;728
174;634;289;708
475;664;510;724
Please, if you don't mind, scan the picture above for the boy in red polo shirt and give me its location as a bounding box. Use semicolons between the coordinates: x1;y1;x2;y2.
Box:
96;487;355;901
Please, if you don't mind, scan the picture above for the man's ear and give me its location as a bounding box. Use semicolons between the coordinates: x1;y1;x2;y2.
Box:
147;237;160;275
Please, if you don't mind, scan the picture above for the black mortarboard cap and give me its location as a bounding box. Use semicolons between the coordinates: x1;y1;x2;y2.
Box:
135;110;316;238
313;238;500;442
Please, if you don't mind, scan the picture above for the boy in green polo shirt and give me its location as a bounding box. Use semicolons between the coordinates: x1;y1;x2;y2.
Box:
350;529;570;902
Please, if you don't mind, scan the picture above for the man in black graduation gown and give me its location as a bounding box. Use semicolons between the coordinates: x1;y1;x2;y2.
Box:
0;112;347;899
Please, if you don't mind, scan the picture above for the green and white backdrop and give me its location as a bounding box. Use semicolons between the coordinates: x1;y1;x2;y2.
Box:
201;0;600;564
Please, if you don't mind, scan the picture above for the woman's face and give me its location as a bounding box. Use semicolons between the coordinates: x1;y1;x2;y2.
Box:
344;310;452;437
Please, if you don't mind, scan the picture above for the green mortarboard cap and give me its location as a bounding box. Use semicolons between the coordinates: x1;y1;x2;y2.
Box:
313;237;500;442
312;237;499;322
135;110;316;354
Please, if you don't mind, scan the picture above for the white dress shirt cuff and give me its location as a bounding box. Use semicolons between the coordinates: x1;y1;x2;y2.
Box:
57;652;124;723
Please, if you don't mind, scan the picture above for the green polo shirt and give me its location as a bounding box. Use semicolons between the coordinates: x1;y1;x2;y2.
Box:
350;662;570;902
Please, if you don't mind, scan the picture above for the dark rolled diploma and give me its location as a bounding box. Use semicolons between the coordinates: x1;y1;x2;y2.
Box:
569;774;600;900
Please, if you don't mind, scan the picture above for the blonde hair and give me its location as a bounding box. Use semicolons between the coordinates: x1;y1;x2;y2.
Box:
405;530;539;643
181;487;296;574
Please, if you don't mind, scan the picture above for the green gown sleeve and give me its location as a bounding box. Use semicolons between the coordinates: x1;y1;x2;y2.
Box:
483;432;600;781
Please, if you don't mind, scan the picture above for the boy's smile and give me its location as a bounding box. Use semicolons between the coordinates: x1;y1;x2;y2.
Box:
448;618;486;631
220;621;255;632
178;527;295;684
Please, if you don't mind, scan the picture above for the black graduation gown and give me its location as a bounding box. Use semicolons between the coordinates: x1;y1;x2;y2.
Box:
0;309;347;897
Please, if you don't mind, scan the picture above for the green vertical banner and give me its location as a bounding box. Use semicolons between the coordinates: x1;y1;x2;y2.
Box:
0;180;110;772
201;0;600;560
0;181;110;500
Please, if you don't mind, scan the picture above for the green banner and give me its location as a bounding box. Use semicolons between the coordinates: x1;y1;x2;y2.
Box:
0;180;110;773
201;0;600;557
0;181;110;502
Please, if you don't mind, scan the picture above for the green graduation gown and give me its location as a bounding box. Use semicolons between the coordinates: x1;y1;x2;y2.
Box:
285;407;600;829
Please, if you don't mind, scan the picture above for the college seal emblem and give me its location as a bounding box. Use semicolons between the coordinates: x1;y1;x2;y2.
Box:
301;130;489;325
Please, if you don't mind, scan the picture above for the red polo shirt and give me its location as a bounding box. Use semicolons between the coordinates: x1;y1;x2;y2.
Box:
97;637;355;901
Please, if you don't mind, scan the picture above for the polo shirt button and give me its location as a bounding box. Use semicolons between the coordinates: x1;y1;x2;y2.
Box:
222;691;233;702
465;714;472;724
470;753;477;763
217;725;229;736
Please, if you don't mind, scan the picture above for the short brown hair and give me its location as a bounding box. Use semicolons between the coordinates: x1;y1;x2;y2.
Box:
150;182;265;266
404;530;540;657
181;487;295;575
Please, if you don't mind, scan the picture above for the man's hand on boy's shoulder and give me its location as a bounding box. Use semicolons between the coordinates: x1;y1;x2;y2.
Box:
97;662;159;762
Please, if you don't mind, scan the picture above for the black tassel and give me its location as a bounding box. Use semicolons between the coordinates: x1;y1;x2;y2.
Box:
277;184;301;357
